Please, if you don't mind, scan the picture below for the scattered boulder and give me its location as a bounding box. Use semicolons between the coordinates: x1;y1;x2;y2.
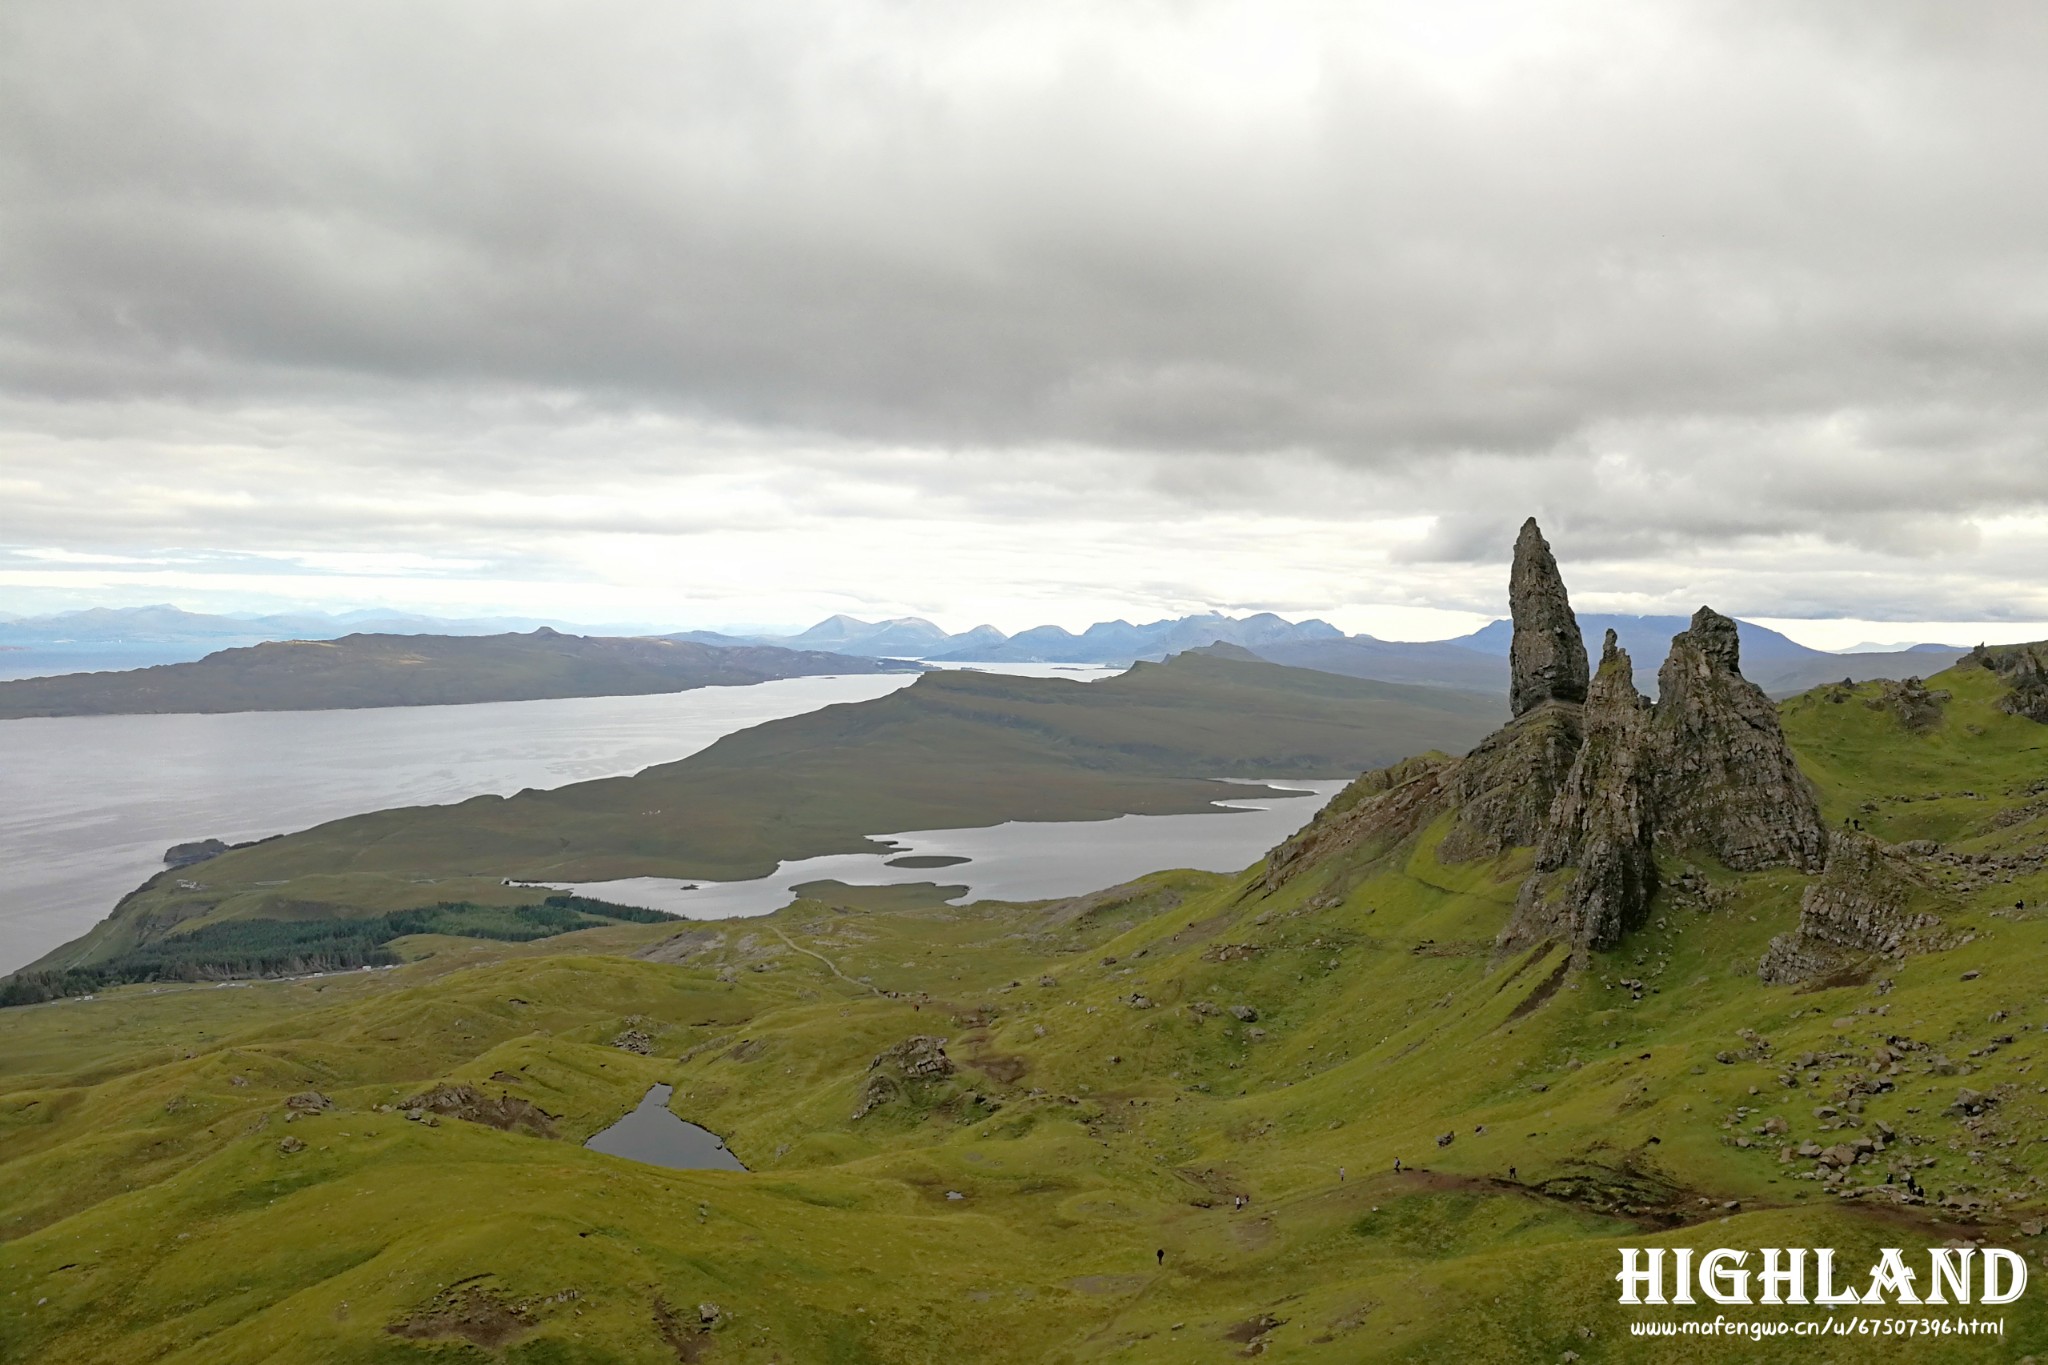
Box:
284;1091;333;1114
277;1135;306;1155
1229;1005;1260;1023
1949;1088;1998;1117
611;1029;654;1055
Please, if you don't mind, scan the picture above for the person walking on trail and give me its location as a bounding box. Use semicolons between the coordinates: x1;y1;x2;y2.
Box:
1393;1157;1402;1173
1156;1248;1165;1267
1339;1166;1346;1183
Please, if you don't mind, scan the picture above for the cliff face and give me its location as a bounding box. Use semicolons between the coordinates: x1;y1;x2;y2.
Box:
1649;607;1826;874
1499;631;1656;957
1439;703;1583;862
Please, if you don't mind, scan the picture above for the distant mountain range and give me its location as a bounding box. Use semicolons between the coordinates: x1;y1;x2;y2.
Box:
668;611;1347;664
0;603;1970;698
680;611;1964;696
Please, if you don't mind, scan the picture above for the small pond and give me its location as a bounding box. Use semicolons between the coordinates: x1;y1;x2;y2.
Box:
584;1083;747;1171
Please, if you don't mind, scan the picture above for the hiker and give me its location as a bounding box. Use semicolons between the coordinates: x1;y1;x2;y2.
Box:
1338;1166;1346;1183
1508;1166;1517;1182
1156;1248;1165;1267
1393;1157;1402;1173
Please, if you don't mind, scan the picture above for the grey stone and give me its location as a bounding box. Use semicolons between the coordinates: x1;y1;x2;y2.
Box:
1500;631;1656;957
1651;607;1826;873
1508;518;1589;717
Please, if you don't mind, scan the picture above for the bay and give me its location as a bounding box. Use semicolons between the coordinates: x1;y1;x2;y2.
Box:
0;673;924;972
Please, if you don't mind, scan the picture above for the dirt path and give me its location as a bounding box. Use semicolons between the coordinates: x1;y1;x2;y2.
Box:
771;925;882;996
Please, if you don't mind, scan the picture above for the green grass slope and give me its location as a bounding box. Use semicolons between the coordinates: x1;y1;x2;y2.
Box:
4;658;2045;1361
0;629;914;718
31;653;1503;973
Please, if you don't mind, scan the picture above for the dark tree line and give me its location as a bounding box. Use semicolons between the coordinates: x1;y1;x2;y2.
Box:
0;895;676;1007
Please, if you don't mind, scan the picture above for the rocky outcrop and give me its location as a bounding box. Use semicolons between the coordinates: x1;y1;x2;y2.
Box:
1500;632;1656;957
1650;607;1826;873
1265;753;1454;889
1866;677;1949;732
1969;642;2048;723
397;1083;558;1137
164;838;230;868
1758;833;1949;984
852;1035;955;1119
1508;518;1589;717
1440;703;1584;862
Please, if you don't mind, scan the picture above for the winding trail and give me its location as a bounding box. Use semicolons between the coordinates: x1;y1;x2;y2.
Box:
771;925;883;996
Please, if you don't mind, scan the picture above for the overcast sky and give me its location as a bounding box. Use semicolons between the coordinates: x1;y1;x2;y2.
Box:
3;1;2047;646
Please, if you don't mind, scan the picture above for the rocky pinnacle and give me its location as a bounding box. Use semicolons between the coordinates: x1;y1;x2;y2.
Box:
1652;606;1827;873
1508;518;1589;718
1499;629;1657;958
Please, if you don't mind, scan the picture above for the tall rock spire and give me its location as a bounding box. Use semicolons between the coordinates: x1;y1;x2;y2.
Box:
1499;630;1657;959
1508;518;1589;718
1441;519;1588;861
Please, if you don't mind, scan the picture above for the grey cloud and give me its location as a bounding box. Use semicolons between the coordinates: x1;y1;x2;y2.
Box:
4;1;2048;627
6;3;2047;457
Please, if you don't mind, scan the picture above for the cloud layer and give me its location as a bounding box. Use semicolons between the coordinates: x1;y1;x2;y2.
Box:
4;1;2046;633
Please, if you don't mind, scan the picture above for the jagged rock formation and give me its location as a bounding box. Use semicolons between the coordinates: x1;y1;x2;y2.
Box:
1758;833;1950;984
1265;753;1454;891
1499;632;1656;957
1969;642;2048;723
1279;522;1839;965
1508;518;1589;717
1649;607;1826;873
1866;677;1949;732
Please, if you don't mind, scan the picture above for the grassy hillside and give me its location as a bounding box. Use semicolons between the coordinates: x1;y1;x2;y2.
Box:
28;652;1503;974
3;657;2046;1361
0;629;914;718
